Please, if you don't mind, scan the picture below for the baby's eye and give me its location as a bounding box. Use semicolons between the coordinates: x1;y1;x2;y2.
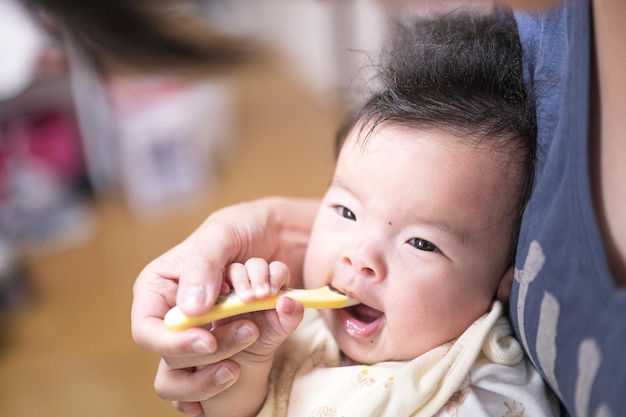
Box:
408;238;437;252
337;206;356;221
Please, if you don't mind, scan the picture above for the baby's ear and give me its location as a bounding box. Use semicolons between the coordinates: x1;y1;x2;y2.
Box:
496;266;515;306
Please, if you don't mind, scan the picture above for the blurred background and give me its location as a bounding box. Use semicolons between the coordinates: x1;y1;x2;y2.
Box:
0;0;390;415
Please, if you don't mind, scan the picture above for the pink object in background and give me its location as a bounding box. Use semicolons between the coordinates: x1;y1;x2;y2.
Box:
0;110;84;196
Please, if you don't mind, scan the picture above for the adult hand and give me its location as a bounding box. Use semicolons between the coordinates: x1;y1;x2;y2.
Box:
154;319;259;416
130;197;320;411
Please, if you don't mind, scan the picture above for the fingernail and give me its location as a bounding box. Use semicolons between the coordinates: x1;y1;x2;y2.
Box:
239;288;255;302
180;285;208;310
190;339;211;354
235;324;256;345
255;283;270;297
213;366;235;385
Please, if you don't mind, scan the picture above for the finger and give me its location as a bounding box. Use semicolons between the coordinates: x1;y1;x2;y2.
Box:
131;254;220;356
241;298;303;357
155;358;239;403
226;263;255;302
173;401;203;417
163;319;259;370
268;261;290;294
134;314;219;360
177;221;239;316
245;258;272;298
276;296;305;335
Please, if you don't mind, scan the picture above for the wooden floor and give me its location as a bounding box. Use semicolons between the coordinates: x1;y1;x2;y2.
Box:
0;59;340;417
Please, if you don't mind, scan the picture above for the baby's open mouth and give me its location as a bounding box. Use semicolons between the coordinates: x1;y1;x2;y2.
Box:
338;303;384;338
347;304;384;324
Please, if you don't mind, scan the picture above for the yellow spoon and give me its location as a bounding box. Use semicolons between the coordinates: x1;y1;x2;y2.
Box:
165;285;359;331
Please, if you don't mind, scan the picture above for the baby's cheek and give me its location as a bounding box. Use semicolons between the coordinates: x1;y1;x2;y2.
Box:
302;253;331;289
301;265;314;288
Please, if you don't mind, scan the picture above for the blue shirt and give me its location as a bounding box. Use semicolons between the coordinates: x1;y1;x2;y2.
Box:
512;2;625;416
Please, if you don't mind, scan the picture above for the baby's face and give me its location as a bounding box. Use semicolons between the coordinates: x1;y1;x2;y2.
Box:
303;123;522;364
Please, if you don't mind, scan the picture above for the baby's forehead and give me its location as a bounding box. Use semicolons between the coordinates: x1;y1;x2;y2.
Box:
341;121;527;201
347;122;520;159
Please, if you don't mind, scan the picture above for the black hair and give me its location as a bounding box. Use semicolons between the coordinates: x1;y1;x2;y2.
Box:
335;9;536;266
25;0;256;72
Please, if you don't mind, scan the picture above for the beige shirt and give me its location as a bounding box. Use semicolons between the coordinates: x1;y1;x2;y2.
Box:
258;301;558;417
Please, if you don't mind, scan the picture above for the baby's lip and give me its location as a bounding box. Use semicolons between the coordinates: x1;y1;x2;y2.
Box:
338;303;384;339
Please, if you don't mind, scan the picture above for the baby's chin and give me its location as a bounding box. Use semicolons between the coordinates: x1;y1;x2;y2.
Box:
339;349;380;366
332;324;432;365
339;346;417;366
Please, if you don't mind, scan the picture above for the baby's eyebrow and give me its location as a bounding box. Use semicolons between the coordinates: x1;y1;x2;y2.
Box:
430;218;470;246
327;178;354;197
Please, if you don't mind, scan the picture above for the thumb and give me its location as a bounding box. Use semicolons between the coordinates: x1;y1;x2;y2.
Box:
176;232;231;316
275;296;305;335
177;263;223;317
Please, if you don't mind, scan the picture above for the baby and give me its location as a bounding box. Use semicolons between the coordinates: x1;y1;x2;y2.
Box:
198;9;558;417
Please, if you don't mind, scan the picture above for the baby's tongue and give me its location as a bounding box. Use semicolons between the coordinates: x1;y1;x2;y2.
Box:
349;304;383;324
